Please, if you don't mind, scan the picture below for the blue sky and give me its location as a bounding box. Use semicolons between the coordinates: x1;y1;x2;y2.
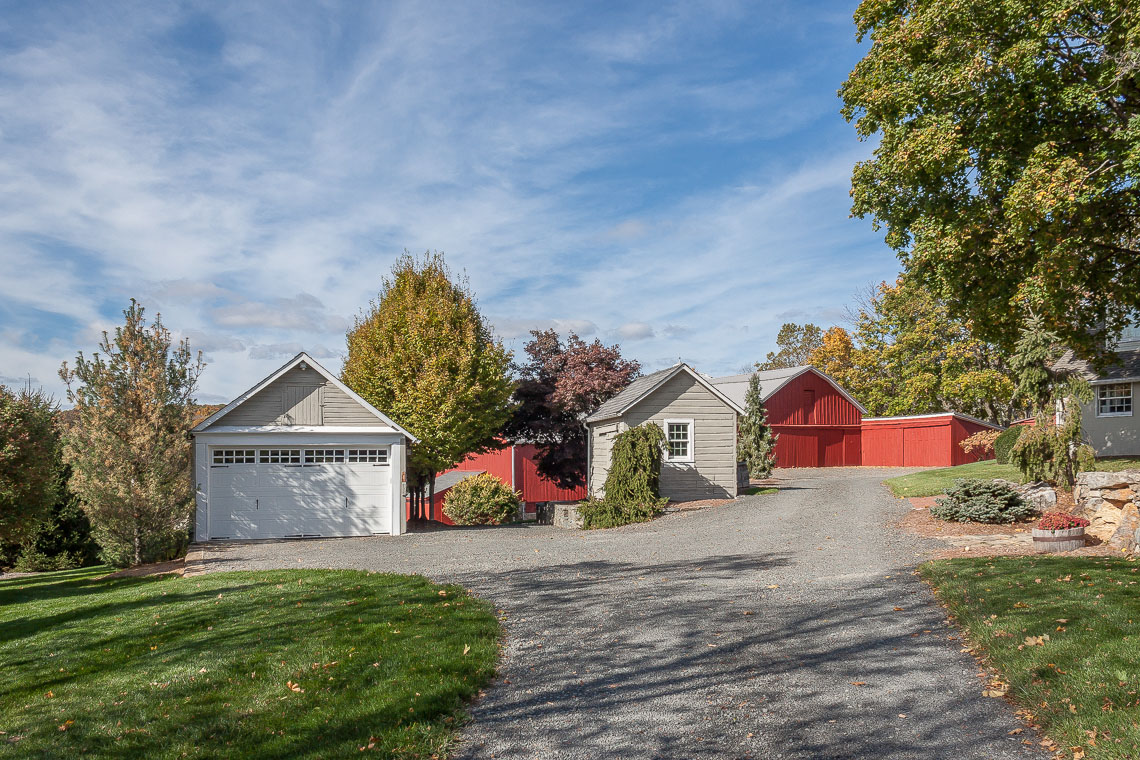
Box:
0;1;901;404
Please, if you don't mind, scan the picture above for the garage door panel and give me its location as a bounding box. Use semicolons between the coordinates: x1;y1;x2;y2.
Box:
208;448;393;539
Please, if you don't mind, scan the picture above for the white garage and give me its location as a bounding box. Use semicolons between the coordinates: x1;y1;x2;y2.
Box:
191;352;416;541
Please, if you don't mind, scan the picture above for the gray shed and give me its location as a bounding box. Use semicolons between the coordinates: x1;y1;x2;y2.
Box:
585;363;745;502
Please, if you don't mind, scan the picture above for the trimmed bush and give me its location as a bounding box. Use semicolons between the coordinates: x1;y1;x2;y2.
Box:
930;478;1036;524
994;425;1025;464
581;423;668;529
442;473;520;525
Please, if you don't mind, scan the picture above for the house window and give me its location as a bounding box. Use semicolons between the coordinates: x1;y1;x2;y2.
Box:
347;449;388;464
1097;384;1133;417
259;449;301;464
212;449;255;465
664;419;694;463
304;448;345;464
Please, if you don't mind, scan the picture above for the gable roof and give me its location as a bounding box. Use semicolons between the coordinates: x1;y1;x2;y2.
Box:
585;363;746;424
192;352;418;441
1052;345;1140;385
707;365;869;415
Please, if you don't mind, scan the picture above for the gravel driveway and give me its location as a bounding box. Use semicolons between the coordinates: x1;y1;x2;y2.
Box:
197;468;1042;759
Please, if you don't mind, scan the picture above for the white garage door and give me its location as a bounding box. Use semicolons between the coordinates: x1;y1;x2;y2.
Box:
208;446;392;539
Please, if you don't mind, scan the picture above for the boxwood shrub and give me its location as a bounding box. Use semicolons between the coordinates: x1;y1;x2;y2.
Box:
930;478;1036;524
442;473;520;525
994;425;1026;464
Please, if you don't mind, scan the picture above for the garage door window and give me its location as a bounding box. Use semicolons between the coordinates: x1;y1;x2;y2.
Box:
347;449;388;463
259;449;301;464
212;449;255;465
304;448;345;464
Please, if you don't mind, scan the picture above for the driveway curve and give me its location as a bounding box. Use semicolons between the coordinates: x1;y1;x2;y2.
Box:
197;468;1042;759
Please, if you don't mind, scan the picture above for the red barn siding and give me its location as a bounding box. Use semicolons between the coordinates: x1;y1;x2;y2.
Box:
861;414;1002;467
767;370;863;467
412;444;587;524
766;372;862;426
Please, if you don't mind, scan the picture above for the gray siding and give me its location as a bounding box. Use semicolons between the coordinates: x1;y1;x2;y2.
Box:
588;372;738;502
589;421;620;497
214;367;384;427
1081;381;1140;456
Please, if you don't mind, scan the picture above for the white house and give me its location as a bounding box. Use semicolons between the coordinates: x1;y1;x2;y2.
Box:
191;352;416;541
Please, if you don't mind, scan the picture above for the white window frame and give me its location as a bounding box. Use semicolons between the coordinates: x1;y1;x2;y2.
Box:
1096;383;1133;417
663;418;695;463
347;448;389;464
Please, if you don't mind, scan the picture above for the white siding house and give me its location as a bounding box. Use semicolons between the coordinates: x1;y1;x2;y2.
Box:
585;364;745;502
191;353;416;541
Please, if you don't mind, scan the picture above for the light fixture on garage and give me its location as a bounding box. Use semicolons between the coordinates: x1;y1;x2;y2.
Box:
298;361;309;371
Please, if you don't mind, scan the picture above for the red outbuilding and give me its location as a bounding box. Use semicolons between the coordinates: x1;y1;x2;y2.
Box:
710;366;866;467
412;444;587;524
860;413;1003;467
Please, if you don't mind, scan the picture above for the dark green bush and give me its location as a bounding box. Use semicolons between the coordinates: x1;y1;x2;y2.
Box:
930;478;1036;524
994;425;1026;464
582;423;668;529
442;473;520;525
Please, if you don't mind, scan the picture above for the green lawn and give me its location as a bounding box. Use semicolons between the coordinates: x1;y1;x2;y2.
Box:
740;486;779;496
921;556;1140;759
885;457;1140;498
884;460;1023;497
0;566;500;759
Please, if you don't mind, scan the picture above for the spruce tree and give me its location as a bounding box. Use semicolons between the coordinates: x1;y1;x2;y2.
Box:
738;374;778;479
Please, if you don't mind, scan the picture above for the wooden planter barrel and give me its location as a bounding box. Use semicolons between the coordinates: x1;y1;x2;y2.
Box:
1032;527;1086;553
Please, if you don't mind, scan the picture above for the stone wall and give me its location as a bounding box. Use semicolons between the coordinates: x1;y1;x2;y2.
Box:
1074;471;1140;550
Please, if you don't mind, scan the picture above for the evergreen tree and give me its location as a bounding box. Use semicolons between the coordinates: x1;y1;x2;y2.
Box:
738;374;778;479
59;300;203;567
1009;313;1064;413
0;384;60;545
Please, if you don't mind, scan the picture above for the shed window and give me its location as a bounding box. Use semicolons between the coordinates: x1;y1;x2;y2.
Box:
1097;384;1133;417
304;448;345;464
260;449;301;464
212;449;255;465
664;420;694;463
347;449;388;464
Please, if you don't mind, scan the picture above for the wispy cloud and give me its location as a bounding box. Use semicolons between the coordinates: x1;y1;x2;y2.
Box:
0;0;899;402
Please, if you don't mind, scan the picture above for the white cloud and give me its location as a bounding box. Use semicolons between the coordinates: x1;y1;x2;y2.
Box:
0;2;903;402
615;322;656;341
248;343;340;361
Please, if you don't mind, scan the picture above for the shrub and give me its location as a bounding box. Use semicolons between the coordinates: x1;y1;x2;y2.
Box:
442;473;520;525
1036;512;1090;531
930;478;1036;523
959;430;1000;459
994;425;1025;464
582;423;668;529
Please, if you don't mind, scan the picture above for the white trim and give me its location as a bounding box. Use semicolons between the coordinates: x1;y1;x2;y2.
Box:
861;412;1004;430
1090;376;1140;386
663;418;695;463
587;363;746;423
192;352;418;442
197;425;406;435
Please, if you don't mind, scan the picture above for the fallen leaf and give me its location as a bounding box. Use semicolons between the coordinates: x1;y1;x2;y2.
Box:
286;681;303;693
850;681;867;686
463;644;470;656
58;720;73;732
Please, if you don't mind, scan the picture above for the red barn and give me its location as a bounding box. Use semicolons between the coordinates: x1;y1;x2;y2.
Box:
860;413;1003;467
413;444;586;524
710;366;866;467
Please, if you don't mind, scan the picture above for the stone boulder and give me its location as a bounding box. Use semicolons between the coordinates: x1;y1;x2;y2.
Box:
993;479;1057;511
1074;471;1140;549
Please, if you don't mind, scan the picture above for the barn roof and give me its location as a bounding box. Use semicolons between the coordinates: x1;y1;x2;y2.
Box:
708;365;869;415
585;363;745;423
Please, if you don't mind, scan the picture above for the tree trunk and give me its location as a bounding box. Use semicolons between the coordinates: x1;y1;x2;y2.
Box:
133;514;142;566
427;473;436;522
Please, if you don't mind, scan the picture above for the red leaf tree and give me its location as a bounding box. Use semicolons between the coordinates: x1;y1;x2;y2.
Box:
505;330;639;489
